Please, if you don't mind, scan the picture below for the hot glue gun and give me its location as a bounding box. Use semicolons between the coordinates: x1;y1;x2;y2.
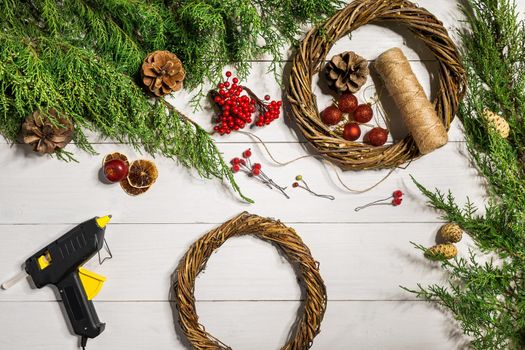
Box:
1;215;113;349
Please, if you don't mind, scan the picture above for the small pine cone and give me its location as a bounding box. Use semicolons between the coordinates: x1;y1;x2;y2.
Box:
325;51;369;93
141;50;185;97
21;109;74;154
425;243;458;260
483;109;509;138
439;223;463;243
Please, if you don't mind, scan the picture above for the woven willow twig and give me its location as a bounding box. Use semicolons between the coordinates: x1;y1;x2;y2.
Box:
173;212;327;350
288;0;466;170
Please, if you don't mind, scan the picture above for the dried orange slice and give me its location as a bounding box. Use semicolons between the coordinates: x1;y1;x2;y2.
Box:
120;178;150;196
127;159;158;189
102;152;129;167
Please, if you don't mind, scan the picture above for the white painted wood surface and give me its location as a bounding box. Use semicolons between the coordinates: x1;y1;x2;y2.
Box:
1;1;522;349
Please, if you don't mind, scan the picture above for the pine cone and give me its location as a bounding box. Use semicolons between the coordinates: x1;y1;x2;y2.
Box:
21;109;74;154
483;109;509;138
439;223;463;243
425;243;457;260
325;51;369;93
141;50;185;97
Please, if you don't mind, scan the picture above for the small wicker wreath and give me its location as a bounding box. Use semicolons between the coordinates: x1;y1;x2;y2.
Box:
288;0;467;170
173;212;327;350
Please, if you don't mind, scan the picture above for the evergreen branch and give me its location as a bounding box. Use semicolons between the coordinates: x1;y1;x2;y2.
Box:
408;1;525;348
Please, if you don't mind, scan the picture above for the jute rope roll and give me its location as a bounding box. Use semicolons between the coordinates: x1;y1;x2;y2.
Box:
375;48;448;154
173;212;327;350
288;0;466;169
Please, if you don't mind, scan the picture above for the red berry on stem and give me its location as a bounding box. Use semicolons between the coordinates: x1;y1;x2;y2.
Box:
253;163;262;169
104;159;129;183
233;77;239;84
225;71;232;77
338;93;358;113
354;104;373;123
321;106;343;125
243;149;252;158
232;165;240;173
252;168;261;176
392;197;403;206
292;182;299;188
264;95;271;101
367;127;389;146
393;190;403;198
342;122;361;141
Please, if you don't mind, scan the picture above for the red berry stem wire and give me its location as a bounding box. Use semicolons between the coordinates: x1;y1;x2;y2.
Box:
292;175;335;200
231;149;289;199
354;190;404;211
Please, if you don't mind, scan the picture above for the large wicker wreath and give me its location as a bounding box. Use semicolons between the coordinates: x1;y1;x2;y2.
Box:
288;0;466;170
173;212;327;350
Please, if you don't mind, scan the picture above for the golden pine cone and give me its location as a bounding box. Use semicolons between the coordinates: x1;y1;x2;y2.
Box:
425;243;457;260
439;223;463;243
141;50;185;97
483;109;509;138
325;51;369;93
21;109;74;154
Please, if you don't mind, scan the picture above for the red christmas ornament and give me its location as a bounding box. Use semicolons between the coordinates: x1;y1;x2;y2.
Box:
342;122;361;141
338;93;358;113
354;104;373;123
367;127;388;146
321;106;343;125
104;159;129;183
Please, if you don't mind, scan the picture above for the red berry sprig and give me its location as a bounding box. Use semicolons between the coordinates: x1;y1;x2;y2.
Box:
230;149;289;198
354;189;404;211
211;72;282;135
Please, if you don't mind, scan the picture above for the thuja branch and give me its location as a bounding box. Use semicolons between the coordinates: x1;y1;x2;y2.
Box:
407;1;525;349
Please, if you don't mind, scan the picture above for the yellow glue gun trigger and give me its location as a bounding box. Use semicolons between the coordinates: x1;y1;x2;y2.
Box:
78;267;106;300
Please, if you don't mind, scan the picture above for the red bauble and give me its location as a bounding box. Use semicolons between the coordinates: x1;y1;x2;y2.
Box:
354;104;373;123
104;159;129;183
338;93;358;113
321;106;343;125
367;127;389;146
342;122;361;141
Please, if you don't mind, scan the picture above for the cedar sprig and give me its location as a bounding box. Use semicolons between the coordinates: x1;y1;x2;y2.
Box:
407;0;525;348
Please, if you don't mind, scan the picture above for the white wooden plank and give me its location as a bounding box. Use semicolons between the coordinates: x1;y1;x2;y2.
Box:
0;301;467;349
0;142;485;224
0;223;477;302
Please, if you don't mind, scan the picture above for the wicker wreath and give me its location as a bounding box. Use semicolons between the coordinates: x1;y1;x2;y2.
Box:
173;212;327;350
287;0;466;170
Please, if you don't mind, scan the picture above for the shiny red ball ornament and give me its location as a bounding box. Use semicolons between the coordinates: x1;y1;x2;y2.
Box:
367;127;389;146
338;93;358;113
321;106;343;125
342;122;361;141
104;159;129;183
354;104;373;123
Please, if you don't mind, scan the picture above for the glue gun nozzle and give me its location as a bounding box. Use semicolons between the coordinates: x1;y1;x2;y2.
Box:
96;215;112;228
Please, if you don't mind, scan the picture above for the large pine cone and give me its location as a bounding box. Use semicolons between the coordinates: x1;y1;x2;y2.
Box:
21;109;74;154
325;51;369;93
141;50;185;97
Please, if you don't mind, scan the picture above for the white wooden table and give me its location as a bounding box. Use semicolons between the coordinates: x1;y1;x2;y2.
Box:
1;1;521;349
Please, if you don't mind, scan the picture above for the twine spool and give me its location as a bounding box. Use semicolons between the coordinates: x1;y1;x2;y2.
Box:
173;212;327;350
375;48;448;154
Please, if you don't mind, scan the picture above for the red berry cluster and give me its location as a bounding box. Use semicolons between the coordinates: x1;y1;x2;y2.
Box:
230;149;289;198
392;190;404;206
212;72;282;135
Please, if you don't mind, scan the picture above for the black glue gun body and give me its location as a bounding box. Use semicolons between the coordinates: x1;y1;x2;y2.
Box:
24;216;111;344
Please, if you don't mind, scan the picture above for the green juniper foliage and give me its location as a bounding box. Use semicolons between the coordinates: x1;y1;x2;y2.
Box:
0;0;340;201
405;0;525;348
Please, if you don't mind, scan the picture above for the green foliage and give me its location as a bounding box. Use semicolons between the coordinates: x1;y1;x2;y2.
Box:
406;0;525;348
0;0;340;202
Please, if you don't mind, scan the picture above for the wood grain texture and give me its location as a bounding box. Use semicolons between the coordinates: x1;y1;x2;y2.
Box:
2;0;522;349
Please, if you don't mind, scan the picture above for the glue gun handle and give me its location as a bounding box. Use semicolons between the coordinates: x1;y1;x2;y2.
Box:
56;272;105;339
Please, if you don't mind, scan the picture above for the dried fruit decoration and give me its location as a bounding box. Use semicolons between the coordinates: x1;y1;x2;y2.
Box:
103;152;129;183
121;159;158;196
212;72;282;135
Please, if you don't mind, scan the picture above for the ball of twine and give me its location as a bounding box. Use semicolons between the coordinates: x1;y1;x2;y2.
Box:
287;0;467;170
173;212;327;350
